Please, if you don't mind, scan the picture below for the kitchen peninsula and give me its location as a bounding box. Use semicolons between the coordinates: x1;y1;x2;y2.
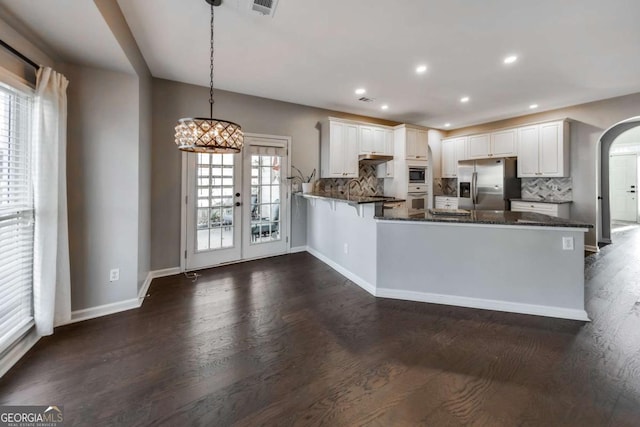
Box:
303;192;592;321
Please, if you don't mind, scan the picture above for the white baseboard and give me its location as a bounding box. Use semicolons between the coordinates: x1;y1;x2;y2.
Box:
69;298;141;324
585;245;600;253
289;245;308;254
138;272;153;301
376;287;590;321
0;328;40;378
306;246;376;296
150;267;181;278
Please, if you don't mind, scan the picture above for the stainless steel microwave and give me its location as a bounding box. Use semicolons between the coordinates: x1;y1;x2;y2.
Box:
408;166;427;184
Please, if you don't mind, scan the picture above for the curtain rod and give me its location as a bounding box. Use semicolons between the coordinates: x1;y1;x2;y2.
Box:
0;39;39;70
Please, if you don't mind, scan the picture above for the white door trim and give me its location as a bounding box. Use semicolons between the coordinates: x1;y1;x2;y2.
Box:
179;134;292;273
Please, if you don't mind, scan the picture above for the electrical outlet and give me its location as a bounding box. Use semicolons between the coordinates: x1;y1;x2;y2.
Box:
343;243;349;254
562;237;574;251
109;268;120;282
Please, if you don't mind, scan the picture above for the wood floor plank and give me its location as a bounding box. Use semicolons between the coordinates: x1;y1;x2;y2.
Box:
1;229;640;426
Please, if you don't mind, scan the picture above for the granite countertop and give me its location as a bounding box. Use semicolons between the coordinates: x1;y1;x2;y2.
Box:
300;192;405;205
376;208;592;228
511;198;573;204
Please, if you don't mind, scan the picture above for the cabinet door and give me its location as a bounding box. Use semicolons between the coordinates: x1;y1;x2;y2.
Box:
517;125;539;177
383;129;394;155
491;129;517;157
405;129;418;159
372;127;387;154
539;122;562;176
454;137;468;162
376;160;394;178
328;122;345;177
441;139;456;178
468;134;491;159
359;125;374;154
343;124;359;177
415;130;429;160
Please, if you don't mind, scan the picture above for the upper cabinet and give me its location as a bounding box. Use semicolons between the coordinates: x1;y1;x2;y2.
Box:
360;126;393;155
517;121;570;177
404;128;429;160
468;130;517;159
321;119;359;178
441;137;468;178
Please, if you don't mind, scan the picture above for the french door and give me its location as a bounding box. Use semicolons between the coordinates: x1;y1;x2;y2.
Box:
182;134;290;271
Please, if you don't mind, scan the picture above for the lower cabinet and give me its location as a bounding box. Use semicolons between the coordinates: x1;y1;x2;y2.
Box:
435;196;459;210
511;201;570;219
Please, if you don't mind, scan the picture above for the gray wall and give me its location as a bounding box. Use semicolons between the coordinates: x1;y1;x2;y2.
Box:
95;0;153;295
63;64;141;310
151;78;398;270
446;92;640;247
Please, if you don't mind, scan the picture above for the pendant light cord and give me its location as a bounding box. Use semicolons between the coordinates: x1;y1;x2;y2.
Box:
209;1;214;119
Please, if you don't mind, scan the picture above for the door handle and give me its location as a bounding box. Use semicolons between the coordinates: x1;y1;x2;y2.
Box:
472;172;478;204
235;202;241;207
627;191;636;193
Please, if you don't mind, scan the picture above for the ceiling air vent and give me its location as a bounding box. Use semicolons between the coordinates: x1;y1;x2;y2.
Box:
358;97;375;103
251;0;279;17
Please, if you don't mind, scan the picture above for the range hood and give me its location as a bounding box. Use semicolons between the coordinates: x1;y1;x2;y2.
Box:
358;154;394;164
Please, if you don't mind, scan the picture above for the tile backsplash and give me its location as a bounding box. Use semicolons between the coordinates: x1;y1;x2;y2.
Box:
316;164;383;197
433;178;458;196
521;177;572;201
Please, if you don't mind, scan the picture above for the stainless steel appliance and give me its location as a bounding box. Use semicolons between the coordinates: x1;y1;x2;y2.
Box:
458;157;521;210
408;166;427;184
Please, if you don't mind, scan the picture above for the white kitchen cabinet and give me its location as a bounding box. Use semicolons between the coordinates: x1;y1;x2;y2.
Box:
441;137;468;178
359;126;391;155
511;201;570;219
517;121;569;177
376;160;394;178
406;128;429;160
491;129;517;157
321;119;359;178
435;196;459;210
468;133;491;159
468;130;516;159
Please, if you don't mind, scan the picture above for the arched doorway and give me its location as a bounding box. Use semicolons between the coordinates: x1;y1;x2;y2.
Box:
598;116;640;245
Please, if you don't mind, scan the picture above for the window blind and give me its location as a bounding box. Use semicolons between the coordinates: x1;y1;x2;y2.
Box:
0;80;34;354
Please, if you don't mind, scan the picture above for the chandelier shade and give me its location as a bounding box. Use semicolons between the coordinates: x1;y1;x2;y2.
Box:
174;0;243;153
175;117;243;153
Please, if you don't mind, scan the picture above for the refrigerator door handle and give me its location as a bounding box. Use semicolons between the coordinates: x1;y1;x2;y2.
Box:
472;171;478;205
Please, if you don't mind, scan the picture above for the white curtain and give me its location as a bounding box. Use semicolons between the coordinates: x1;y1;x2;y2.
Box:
32;67;71;336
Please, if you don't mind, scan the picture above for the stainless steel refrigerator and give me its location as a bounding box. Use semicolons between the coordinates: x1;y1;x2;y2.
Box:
458;157;521;210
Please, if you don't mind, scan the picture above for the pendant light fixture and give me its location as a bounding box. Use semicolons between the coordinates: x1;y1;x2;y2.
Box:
174;0;243;153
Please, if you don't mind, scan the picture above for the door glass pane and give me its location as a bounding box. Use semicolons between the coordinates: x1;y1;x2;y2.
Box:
250;154;282;244
196;153;235;251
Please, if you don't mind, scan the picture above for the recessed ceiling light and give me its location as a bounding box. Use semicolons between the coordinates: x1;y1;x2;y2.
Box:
355;88;366;95
381;104;389;110
503;55;518;64
416;65;428;74
444;123;451;128
460;96;470;103
529;104;539;109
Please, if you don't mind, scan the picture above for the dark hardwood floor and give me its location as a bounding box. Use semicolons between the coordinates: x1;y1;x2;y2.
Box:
1;228;640;426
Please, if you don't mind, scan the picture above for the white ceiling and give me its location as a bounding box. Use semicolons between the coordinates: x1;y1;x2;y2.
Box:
0;0;133;74
3;0;640;129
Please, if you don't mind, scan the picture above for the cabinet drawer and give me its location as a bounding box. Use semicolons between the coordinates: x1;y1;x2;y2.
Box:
435;197;459;210
511;201;559;216
408;184;428;193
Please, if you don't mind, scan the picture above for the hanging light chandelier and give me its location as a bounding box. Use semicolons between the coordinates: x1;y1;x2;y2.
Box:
175;0;243;153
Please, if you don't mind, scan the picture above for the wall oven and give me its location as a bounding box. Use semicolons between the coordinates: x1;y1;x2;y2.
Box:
406;191;429;213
